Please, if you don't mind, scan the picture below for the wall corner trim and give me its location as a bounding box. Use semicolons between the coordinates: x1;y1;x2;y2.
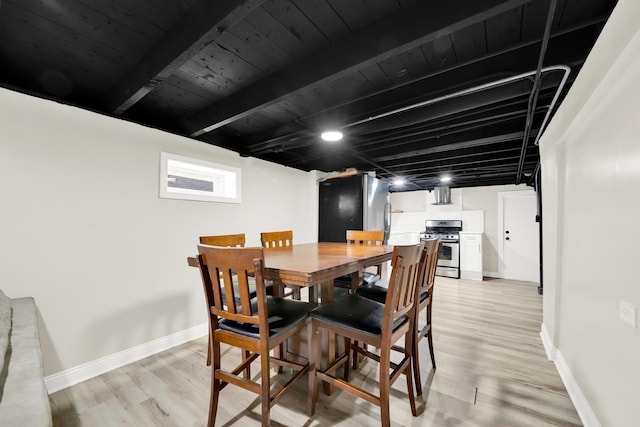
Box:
45;323;208;394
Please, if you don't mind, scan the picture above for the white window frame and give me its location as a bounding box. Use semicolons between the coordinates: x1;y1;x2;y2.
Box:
159;152;241;203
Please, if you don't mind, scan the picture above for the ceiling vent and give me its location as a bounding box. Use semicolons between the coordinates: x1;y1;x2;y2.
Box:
432;186;452;205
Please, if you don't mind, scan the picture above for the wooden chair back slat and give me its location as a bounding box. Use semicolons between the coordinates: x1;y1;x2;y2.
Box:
260;230;293;248
199;233;246;247
343;230;385;288
346;230;384;245
427;239;442;292
410;237;441;395
220;267;239;314
197;245;265;325
384;243;424;325
417;238;441;295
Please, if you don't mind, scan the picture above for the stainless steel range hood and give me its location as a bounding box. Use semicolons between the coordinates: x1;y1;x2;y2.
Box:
432;186;452;205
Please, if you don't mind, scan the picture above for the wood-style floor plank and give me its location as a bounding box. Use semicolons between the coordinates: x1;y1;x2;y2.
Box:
50;277;582;426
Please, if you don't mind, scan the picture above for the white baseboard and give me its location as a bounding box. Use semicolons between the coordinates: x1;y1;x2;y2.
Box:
539;324;601;427
461;270;483;281
554;349;602;427
45;322;208;394
539;323;556;360
483;270;501;278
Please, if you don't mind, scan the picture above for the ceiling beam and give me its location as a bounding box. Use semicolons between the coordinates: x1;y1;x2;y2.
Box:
380;146;525;172
104;0;266;115
283;109;528;167
386;145;522;168
243;21;596;155
394;157;538;181
183;0;534;137
373;131;530;162
270;95;552;170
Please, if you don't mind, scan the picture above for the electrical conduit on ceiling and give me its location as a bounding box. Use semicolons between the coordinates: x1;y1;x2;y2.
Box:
342;65;571;134
341;65;571;183
516;0;559;184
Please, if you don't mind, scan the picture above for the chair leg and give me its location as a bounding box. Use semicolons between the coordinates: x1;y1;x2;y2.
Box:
208;340;221;427
405;359;417;416
242;350;252;379
206;333;212;366
379;347;391;427
412;320;423;396
427;308;436;369
260;348;271;426
307;320;321;416
274;344;284;373
427;328;436;370
343;337;351;381
405;332;417;416
352;341;370;371
352;340;360;370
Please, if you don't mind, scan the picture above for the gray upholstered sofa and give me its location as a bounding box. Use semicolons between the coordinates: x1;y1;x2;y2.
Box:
0;290;52;426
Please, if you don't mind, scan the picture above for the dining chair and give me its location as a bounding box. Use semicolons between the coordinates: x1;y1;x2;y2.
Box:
260;230;293;248
199;233;273;367
412;238;441;395
260;230;300;299
196;245;314;427
355;238;441;395
200;233;246;247
333;230;385;295
307;243;424;427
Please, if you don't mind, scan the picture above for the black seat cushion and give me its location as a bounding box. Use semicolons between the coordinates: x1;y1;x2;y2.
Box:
334;271;380;288
333;287;350;299
219;296;314;339
356;278;429;304
310;294;407;338
354;279;388;304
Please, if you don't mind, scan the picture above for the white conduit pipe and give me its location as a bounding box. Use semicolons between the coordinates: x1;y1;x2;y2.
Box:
343;64;572;144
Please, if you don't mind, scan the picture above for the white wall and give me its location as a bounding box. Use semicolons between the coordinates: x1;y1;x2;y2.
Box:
539;0;640;425
0;88;318;379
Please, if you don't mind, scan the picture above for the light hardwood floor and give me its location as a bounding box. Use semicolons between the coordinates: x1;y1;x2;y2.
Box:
50;277;581;426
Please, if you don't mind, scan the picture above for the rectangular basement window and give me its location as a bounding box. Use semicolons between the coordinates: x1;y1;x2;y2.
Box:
159;152;241;203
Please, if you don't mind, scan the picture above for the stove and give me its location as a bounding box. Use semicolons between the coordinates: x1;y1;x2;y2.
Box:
419;220;462;279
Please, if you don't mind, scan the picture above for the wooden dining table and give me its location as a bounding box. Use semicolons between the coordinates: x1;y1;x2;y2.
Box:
262;242;392;302
188;241;394;393
188;242;393;302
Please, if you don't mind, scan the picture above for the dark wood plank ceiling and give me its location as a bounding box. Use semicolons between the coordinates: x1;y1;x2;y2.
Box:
0;0;618;191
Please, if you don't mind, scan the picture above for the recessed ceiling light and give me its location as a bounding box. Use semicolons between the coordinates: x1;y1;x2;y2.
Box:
440;175;452;183
392;178;406;186
320;130;343;141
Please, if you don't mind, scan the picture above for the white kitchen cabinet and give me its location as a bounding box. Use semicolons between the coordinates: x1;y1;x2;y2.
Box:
460;232;483;281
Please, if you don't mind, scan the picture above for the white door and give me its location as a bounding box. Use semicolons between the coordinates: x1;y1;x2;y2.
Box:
499;191;540;282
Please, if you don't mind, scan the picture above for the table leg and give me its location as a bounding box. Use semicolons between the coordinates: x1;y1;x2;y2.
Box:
308;285;318;304
350;270;363;293
272;279;284;298
320;279;336;395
